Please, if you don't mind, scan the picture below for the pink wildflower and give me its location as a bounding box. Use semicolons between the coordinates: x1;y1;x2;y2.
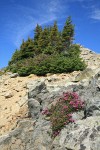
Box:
63;105;68;110
53;130;60;137
72;92;79;99
67;114;72;117
69;101;74;105
42;108;50;115
69;118;75;123
63;97;68;101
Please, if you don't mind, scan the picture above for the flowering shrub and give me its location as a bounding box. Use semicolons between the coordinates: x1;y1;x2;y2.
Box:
42;108;51;115
42;91;84;137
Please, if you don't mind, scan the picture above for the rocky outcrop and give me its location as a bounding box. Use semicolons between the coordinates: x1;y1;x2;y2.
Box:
10;73;19;78
75;68;95;81
0;69;100;150
80;46;100;69
52;116;100;150
0;73;38;136
0;120;35;150
73;71;100;118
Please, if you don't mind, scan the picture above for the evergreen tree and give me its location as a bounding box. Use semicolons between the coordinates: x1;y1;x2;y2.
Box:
50;21;59;47
20;39;25;50
38;27;50;52
8;49;21;65
48;21;63;54
62;16;74;50
34;24;42;46
55;31;63;53
20;38;35;59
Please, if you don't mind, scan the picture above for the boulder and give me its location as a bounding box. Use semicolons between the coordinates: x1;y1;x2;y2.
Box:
75;68;95;82
4;91;14;98
28;98;41;119
52;116;100;150
0;120;35;150
17;96;28;107
72;71;100;118
27;78;47;99
10;73;19;78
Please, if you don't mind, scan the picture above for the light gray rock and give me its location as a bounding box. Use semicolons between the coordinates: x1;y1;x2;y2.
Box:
31;119;52;150
4;91;13;98
72;71;100;118
0;120;35;150
75;68;95;82
52;116;100;150
80;46;100;70
27;79;47;99
10;73;19;78
17;96;28;107
72;111;84;121
28;98;41;119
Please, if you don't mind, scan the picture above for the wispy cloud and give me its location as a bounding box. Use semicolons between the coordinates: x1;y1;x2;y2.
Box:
91;8;100;20
74;0;100;21
6;0;93;47
6;0;66;47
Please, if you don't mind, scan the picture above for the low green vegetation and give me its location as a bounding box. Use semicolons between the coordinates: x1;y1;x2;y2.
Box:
7;16;86;76
42;92;85;137
0;71;3;76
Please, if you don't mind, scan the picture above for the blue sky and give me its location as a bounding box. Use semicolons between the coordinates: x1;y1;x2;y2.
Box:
0;0;100;68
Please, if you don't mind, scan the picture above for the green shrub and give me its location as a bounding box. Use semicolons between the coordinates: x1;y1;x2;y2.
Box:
8;51;86;76
0;71;4;76
18;67;31;76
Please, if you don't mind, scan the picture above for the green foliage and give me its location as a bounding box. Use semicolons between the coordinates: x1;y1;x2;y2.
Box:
8;49;21;65
38;27;50;52
7;16;86;76
67;44;81;57
20;38;35;59
12;53;86;76
34;24;42;46
18;67;32;76
42;92;85;137
62;16;74;49
0;70;4;76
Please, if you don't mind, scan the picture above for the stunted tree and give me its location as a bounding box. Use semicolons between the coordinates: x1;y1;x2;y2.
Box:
38;27;50;52
8;49;21;65
50;21;59;46
20;38;35;59
62;16;74;50
49;21;62;53
34;24;42;46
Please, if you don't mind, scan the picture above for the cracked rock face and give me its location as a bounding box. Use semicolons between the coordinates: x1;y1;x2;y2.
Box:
80;46;100;70
52;116;100;150
0;73;38;136
72;71;100;118
0;70;100;150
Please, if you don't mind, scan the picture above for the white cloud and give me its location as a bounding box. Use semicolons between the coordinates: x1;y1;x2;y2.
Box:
91;8;100;20
14;16;57;47
7;0;64;47
48;0;65;13
73;0;100;21
7;0;90;47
